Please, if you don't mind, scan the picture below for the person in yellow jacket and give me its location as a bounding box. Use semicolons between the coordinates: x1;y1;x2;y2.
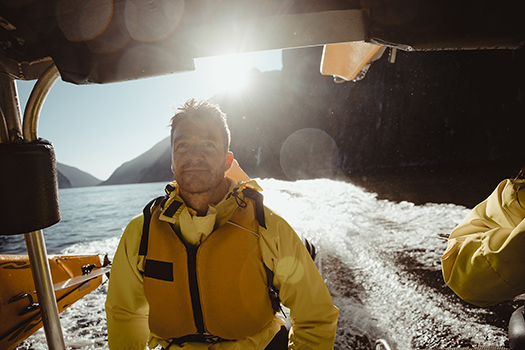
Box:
441;168;525;307
105;99;339;350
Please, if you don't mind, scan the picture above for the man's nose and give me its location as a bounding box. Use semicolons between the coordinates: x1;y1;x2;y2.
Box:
185;144;205;160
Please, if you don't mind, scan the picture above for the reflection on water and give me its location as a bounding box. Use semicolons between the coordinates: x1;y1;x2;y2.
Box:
5;179;514;350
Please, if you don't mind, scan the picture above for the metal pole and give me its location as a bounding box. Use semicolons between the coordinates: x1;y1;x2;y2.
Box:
0;72;23;143
9;63;65;350
25;230;66;350
0;107;9;143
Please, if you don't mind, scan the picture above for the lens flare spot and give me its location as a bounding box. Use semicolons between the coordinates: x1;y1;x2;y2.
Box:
280;128;339;181
124;0;184;42
276;257;305;285
57;0;113;42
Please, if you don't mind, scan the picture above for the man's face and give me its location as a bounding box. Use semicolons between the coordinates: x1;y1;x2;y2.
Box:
171;118;233;194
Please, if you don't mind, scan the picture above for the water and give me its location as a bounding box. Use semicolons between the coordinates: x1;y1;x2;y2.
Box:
1;179;512;349
0;183;167;255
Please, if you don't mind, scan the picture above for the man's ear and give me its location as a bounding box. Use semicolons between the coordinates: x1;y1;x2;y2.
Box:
225;152;234;171
171;161;175;175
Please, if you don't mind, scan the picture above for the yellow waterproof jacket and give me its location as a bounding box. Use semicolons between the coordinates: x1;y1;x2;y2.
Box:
441;179;525;306
105;178;339;350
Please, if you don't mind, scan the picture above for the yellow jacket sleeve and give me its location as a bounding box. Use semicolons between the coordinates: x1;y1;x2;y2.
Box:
260;208;339;349
441;179;525;306
105;215;150;350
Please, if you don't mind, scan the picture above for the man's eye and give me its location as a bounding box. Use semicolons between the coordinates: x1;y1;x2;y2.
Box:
176;142;188;150
203;142;215;148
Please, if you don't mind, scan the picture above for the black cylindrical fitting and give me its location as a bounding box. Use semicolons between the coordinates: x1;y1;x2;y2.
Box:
0;139;60;235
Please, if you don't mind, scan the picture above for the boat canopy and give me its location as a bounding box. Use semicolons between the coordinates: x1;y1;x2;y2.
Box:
1;0;524;84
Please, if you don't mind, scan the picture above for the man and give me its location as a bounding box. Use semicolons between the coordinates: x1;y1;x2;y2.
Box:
105;99;339;349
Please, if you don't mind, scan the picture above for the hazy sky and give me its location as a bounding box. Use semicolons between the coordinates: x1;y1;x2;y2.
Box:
16;50;283;181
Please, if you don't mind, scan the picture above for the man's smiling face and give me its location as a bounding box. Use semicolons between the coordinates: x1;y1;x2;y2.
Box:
171;118;233;195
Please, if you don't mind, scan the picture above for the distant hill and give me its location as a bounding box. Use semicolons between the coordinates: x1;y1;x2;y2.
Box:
57;163;102;188
57;169;72;189
100;137;172;185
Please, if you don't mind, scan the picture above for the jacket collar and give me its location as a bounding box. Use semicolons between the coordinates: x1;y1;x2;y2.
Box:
157;178;262;224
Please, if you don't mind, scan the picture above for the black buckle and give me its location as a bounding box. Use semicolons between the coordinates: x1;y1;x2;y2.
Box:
168;334;232;347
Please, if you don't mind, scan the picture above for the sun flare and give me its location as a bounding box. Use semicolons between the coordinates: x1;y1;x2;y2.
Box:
196;53;255;95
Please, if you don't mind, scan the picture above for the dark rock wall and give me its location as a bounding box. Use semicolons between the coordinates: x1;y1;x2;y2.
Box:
217;46;524;180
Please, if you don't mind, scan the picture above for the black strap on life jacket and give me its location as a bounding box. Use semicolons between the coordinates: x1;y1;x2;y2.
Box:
240;187;266;229
264;263;285;315
227;187;266;228
138;195;169;256
139;184;182;256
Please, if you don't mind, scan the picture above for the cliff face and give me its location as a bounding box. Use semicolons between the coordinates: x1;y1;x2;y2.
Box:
216;46;524;180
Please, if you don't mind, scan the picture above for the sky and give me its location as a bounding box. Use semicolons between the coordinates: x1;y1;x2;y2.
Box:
16;50;283;181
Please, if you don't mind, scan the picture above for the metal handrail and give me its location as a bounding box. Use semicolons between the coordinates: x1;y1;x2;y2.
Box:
23;64;60;142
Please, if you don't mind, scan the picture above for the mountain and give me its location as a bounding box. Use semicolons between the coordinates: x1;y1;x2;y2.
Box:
57;169;72;189
57;163;102;188
100;137;172;185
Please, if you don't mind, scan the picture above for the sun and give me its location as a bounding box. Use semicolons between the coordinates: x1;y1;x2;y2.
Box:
195;53;254;95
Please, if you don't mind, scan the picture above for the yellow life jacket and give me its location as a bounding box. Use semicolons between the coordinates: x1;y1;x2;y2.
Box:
140;190;276;343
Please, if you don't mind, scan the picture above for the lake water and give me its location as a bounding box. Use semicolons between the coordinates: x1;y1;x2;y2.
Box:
1;179;513;350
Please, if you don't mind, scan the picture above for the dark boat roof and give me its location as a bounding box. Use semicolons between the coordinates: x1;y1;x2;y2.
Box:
1;0;523;84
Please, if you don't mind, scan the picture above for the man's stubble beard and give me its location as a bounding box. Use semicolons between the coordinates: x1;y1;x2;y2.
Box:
176;170;223;195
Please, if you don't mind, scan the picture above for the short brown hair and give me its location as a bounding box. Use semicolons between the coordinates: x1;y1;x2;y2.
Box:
169;99;231;152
